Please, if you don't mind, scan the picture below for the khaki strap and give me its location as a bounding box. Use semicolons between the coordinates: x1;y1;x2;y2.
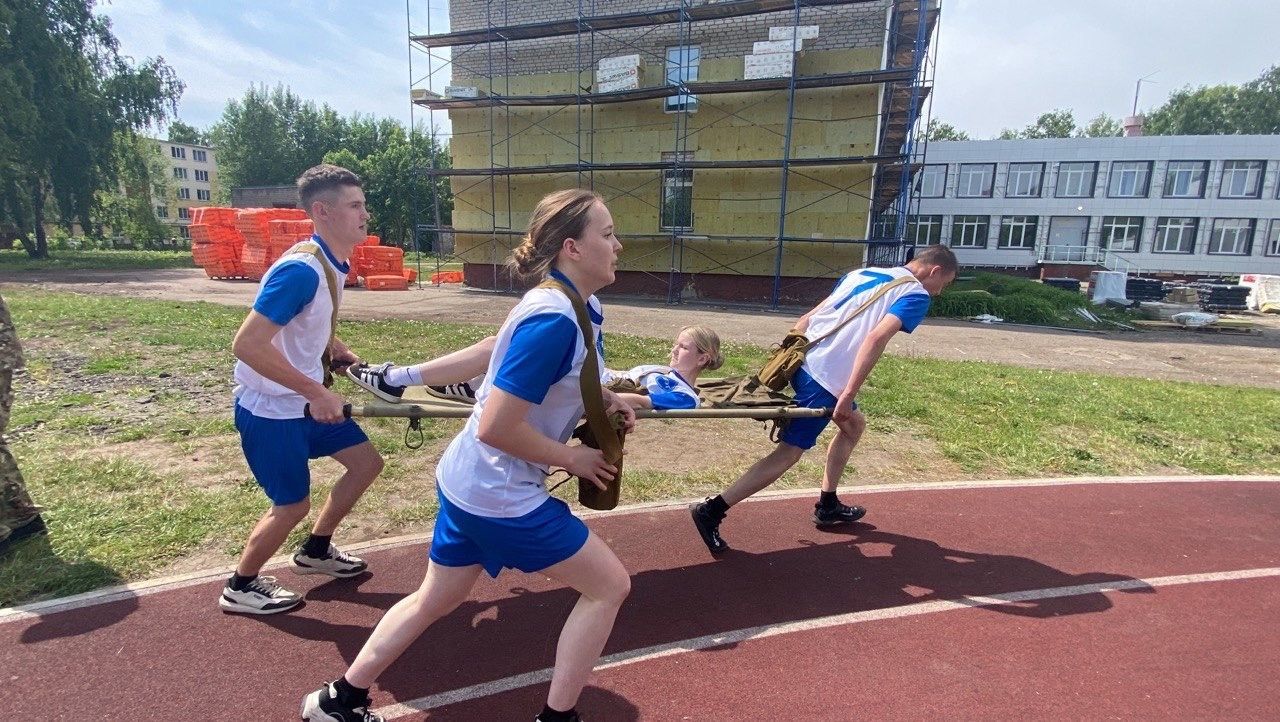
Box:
806;274;916;348
287;241;341;379
537;279;623;465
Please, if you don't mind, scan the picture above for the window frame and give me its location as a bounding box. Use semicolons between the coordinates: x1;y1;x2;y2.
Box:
1207;218;1256;256
1266;219;1280;257
997;215;1038;250
949;214;990;249
658;151;694;232
173;167;187;180
1004;162;1045;198
1161;160;1209;199
664;46;700;113
177;207;191;220
914;164;947;198
906;215;943;245
1054;161;1097;198
194;169;209;182
155;204;168;219
170;146;185;159
196;189;211;201
177;187;191;200
1106;160;1153;198
1152;217;1199;255
1099;216;1144;252
192;149;207;163
1218;160;1266;199
955;163;995;198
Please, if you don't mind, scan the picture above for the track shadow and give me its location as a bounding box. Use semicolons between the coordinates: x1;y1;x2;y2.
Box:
6;534;139;644
259;524;1150;715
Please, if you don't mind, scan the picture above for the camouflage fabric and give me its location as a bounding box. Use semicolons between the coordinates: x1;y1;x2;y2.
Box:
0;292;23;371
0;293;38;544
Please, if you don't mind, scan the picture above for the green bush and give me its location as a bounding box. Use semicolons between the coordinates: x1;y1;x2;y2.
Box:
968;273;1085;311
992;294;1063;325
929;290;995;318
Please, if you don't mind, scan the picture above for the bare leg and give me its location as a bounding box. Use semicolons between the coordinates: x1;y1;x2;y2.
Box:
821;410;866;493
721;443;805;507
235;498;310;577
539;533;631;712
310;441;384;536
345;561;483;687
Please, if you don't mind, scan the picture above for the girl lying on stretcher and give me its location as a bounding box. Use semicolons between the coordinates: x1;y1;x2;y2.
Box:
348;325;723;410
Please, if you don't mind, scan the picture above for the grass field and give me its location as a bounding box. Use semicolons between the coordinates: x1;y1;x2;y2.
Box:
1;288;1277;606
0;249;197;272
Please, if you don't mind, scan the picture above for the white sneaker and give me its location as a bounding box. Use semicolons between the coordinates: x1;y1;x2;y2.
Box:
219;576;302;615
292;545;368;578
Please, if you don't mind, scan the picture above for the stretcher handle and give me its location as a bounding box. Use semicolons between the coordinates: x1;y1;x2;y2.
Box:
303;403;354;419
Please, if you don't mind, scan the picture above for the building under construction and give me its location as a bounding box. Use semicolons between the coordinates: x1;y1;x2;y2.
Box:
410;0;937;305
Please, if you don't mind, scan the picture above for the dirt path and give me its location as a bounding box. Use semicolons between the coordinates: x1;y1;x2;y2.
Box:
4;267;1279;389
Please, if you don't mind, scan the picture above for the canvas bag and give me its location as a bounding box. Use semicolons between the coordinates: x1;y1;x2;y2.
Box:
537;279;627;511
755;275;914;391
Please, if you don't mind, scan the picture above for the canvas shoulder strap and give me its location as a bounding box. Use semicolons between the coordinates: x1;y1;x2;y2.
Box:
806;274;916;348
287;241;341;375
536;279;622;464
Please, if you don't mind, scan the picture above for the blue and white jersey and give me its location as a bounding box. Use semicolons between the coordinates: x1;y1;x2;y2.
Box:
604;364;700;410
436;270;605;518
233;235;349;419
801;267;930;398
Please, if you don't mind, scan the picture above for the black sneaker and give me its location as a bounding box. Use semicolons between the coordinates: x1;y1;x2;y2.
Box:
425;381;477;403
293;544;368;578
813;501;867;527
218;575;303;615
689;501;730;554
535;711;582;722
301;681;383;721
346;362;405;403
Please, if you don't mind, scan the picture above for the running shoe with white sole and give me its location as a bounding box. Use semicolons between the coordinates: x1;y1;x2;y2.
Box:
292;545;368;578
301;681;384;722
346;362;405;403
218;575;302;615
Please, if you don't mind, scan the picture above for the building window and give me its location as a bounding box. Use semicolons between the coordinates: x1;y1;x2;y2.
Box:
1100;216;1143;252
998;215;1038;249
177;207;191;220
1219;160;1265;199
1152;217;1198;254
193;149;207;162
914;165;946;198
1267;220;1280;257
1162;160;1208;198
950;215;989;248
194;169;209;182
1005;163;1044;198
1054;161;1097;198
155;204;168;219
170;145;185;159
196;189;211;201
1107;161;1152;198
906;215;943;245
173;167;188;180
177;187;191;200
955;164;995;198
178;225;190;238
665;46;700;112
659;151;693;231
1208;218;1255;255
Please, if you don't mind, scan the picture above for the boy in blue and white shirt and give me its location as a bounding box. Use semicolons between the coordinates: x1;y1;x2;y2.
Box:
221;165;385;616
690;245;958;555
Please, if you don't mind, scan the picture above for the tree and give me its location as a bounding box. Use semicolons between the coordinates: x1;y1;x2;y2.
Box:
167;119;208;146
1077;114;1122;138
93;133;171;244
1145;65;1280;135
923;118;969;142
1020;109;1077;139
210;83;349;191
0;0;182;258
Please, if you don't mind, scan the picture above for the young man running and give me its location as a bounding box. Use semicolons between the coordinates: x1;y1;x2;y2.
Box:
221;164;385;614
689;245;957;554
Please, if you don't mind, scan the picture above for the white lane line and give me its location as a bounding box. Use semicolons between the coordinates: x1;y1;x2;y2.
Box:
376;566;1280;719
3;474;1277;622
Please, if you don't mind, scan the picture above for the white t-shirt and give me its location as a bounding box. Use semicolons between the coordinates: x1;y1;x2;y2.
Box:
232;236;349;419
801;267;931;397
604;364;700;409
436;271;605;518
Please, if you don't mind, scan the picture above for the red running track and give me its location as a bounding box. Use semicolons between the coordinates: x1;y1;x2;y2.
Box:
2;478;1278;720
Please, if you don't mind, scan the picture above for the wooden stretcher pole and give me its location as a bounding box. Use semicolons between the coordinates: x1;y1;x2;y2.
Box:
324;403;833;421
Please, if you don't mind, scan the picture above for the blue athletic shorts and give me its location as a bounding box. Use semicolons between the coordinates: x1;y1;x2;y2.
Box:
778;367;858;450
430;487;590;578
234;403;369;505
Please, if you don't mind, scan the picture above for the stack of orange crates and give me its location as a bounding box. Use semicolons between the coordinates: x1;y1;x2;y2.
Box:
189;207;247;278
355;245;408;290
345;235;381;286
237;208;310;280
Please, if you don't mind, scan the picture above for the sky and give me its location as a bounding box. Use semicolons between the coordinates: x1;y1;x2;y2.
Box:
99;0;1279;140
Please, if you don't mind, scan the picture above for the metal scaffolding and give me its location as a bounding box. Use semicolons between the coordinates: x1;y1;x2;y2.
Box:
406;0;938;308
